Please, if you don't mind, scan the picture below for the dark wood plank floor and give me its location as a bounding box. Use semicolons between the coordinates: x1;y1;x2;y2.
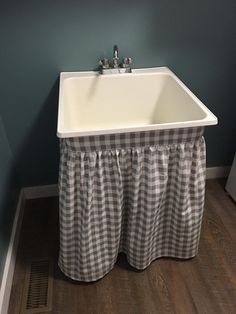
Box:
9;180;236;314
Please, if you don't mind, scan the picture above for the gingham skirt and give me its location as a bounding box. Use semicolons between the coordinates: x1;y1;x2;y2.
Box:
59;127;206;282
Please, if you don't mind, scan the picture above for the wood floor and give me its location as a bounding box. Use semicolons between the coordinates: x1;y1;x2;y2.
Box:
8;180;236;314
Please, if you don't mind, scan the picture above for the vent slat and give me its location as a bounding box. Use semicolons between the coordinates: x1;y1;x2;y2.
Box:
20;259;53;314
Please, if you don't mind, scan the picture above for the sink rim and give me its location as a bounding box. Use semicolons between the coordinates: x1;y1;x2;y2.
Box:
57;67;218;138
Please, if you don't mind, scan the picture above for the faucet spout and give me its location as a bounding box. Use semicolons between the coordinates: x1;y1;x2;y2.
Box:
113;45;119;68
113;45;118;59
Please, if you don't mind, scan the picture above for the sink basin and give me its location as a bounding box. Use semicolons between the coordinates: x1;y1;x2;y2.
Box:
57;67;217;138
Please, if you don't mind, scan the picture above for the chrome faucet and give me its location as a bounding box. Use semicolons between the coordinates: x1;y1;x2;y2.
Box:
99;45;132;74
113;45;119;68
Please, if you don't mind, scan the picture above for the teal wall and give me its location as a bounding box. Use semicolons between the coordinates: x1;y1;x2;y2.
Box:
0;116;19;284
0;0;236;187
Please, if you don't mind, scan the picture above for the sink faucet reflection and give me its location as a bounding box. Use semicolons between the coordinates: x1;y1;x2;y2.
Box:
99;45;132;74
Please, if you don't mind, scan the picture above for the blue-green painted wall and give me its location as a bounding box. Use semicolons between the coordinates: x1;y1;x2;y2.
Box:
0;116;19;284
1;0;236;186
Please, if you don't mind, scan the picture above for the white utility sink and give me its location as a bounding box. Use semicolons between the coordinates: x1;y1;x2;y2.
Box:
57;67;217;138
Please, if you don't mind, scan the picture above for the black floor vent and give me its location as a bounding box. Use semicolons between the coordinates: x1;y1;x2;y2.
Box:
20;259;53;314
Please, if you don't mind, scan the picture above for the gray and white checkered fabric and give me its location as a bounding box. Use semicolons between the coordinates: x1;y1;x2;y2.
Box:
59;127;206;282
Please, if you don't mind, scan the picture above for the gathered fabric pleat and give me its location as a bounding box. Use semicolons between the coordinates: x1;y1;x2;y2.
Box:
59;128;206;281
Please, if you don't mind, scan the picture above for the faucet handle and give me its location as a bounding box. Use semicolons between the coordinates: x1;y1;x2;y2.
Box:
99;58;110;69
122;57;132;68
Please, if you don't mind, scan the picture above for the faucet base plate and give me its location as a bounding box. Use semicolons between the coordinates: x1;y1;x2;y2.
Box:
101;67;132;75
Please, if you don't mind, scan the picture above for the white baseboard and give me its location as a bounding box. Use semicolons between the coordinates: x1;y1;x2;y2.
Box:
24;184;58;199
23;167;230;199
0;190;25;314
206;166;230;180
0;184;58;314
